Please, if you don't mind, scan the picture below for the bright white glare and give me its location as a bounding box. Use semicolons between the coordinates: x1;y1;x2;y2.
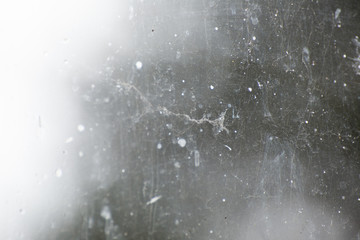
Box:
0;0;126;238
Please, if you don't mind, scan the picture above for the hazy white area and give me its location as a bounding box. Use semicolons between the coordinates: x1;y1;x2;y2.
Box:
0;0;127;238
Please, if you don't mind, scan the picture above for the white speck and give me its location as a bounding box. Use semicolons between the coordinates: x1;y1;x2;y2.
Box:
357;198;360;201
55;168;62;178
122;169;126;173
248;87;253;92
130;212;134;216
146;195;162;205
65;137;73;143
210;230;214;234
343;54;346;58
101;206;111;220
343;83;347;87
178;138;186;147
335;8;341;20
210;85;214;90
214;27;218;31
194;150;200;167
135;61;143;70
305;120;308;124
224;145;232;151
78;151;84;157
342;146;346;150
77;124;85;132
222;198;226;202
199;128;203;132
174;162;181;168
252;36;256;41
175;219;180;225
174;33;178;37
181;79;185;83
341;196;346;200
157;143;162;149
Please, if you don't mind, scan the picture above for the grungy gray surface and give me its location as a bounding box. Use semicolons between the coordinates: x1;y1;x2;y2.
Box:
22;0;360;239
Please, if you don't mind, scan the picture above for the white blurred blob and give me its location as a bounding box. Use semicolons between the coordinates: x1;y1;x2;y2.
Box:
55;168;63;178
77;124;85;132
177;138;187;147
101;206;112;220
0;0;127;238
136;61;143;69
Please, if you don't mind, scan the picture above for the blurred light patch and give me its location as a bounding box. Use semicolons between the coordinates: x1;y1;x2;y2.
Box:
0;0;127;238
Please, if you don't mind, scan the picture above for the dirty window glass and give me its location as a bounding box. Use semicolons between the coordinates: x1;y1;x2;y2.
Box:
2;0;360;239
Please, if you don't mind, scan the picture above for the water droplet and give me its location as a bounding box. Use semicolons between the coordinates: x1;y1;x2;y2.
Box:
335;8;341;20
177;138;186;147
194;150;200;167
